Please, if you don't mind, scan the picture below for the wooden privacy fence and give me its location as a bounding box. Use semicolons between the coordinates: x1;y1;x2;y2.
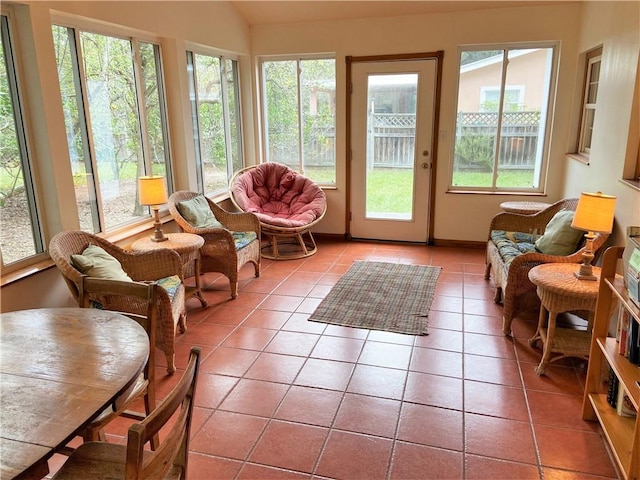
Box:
455;111;541;171
301;110;541;170
368;113;415;169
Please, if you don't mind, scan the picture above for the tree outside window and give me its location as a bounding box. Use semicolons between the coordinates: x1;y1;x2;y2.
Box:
187;52;243;195
0;14;43;267
52;24;171;233
261;57;336;184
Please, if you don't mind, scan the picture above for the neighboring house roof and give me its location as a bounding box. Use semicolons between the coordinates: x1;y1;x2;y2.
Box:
460;48;540;74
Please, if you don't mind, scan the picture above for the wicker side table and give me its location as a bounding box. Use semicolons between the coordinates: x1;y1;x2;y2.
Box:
499;201;552;215
131;232;207;307
528;263;600;375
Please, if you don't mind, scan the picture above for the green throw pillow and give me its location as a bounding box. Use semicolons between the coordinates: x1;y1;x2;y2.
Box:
71;244;132;281
177;195;223;229
534;210;584;256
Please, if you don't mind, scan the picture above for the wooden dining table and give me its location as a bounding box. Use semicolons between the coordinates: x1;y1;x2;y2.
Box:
0;308;149;480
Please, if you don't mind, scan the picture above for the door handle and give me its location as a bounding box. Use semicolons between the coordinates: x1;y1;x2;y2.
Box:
421;162;429;169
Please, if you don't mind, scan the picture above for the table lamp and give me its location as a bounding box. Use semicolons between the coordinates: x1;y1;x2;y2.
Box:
570;191;616;281
139;175;168;242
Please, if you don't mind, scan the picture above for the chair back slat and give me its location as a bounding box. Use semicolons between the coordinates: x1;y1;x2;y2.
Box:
125;347;201;480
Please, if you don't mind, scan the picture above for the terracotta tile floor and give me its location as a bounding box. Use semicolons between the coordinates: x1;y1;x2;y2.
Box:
47;240;619;479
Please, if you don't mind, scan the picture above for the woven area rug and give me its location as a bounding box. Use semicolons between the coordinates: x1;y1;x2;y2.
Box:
308;261;441;335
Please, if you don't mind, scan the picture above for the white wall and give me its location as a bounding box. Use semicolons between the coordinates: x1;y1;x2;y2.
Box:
2;1;639;312
248;3;586;241
561;1;640;247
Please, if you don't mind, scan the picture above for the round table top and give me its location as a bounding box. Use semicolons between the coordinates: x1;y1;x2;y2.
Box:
500;201;552;214
528;263;601;300
131;232;203;254
0;308;149;479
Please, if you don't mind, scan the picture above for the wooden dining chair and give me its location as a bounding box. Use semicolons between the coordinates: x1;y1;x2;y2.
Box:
52;347;201;480
76;275;160;450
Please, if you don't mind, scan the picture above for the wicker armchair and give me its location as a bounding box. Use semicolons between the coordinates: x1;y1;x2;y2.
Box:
168;191;261;299
49;231;186;374
484;198;609;336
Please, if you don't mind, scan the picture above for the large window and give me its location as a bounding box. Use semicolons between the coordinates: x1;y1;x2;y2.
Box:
187;51;243;195
577;46;602;156
451;46;557;191
261;57;336;185
0;13;43;267
52;24;171;233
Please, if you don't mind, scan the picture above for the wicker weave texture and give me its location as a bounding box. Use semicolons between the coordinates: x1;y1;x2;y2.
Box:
484;198;610;335
228;164;327;260
49;231;186;373
168;191;261;298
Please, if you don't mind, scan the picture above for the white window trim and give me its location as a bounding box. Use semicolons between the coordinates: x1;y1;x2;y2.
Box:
577;47;602;156
449;42;559;194
186;50;244;195
479;85;525;110
51;21;173;233
0;8;47;273
258;53;337;185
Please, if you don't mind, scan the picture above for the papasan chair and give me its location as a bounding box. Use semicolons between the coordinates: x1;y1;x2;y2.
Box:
229;163;327;260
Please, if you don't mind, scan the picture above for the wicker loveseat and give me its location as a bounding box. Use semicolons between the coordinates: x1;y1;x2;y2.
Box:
484;198;609;336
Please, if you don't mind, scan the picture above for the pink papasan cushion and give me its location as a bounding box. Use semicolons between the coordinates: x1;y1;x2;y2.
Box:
231;163;326;229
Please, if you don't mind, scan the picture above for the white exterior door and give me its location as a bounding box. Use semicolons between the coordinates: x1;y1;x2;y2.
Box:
350;60;436;242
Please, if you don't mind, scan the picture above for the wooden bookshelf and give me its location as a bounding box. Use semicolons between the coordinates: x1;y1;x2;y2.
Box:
582;246;640;480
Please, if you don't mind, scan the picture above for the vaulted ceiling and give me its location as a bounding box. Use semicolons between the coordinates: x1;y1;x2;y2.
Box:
229;1;579;26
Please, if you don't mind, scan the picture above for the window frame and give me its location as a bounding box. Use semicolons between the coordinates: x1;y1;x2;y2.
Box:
186;47;244;196
51;15;173;236
258;54;337;186
479;85;525;112
0;9;46;273
449;43;559;194
576;46;603;157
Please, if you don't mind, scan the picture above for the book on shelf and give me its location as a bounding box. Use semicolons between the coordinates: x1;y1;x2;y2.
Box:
616;385;638;418
617;307;630;357
629;317;640;365
607;367;619;408
628;247;640;308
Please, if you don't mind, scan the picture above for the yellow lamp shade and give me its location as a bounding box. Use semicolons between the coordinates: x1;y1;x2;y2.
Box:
571;191;616;234
138;176;168;206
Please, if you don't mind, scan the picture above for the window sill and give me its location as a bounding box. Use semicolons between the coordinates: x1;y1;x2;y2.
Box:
566;152;590;165
446;189;547;196
1;258;55;288
0;213;175;288
620;177;640;192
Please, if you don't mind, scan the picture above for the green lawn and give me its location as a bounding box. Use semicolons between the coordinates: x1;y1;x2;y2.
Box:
278;166;536;214
0;164;534;212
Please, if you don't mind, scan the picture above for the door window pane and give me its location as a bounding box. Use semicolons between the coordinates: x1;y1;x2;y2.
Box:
365;74;417;220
